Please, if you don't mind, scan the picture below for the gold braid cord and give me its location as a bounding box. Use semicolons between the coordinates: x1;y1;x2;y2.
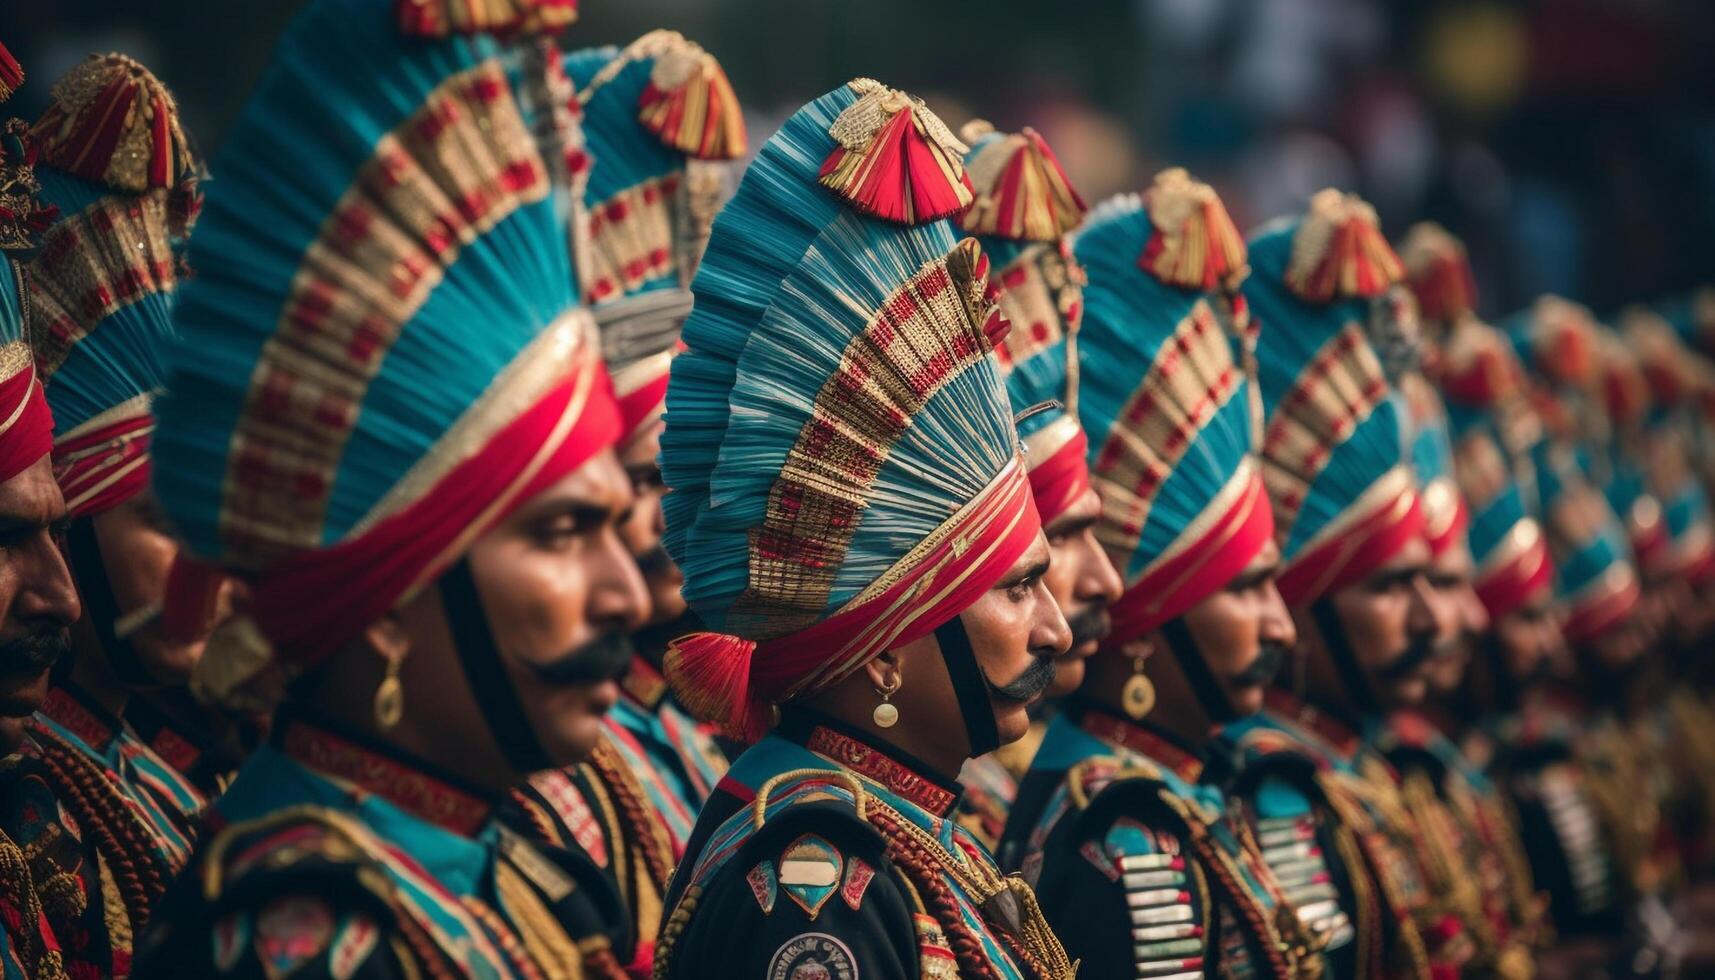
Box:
0;830;69;980
1319;774;1430;980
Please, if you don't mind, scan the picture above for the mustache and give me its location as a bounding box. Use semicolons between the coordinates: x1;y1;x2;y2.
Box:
634;545;676;576
986;655;1057;705
1232;641;1290;687
0;629;70;679
1375;634;1455;683
631;610;704;660
1065;607;1111;648
523;631;634;686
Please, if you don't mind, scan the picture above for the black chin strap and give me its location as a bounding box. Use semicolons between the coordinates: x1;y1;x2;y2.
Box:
935;616;1001;757
1159;616;1240;724
66;518;155;687
1310;597;1380;717
438;557;552;774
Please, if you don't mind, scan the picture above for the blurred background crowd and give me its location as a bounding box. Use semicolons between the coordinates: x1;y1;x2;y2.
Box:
8;0;1715;318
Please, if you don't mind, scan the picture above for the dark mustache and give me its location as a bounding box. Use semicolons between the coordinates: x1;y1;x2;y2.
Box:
631;610;704;661
634;545;676;576
986;655;1057;704
1065;607;1111;648
1376;634;1454;683
0;629;70;679
524;631;633;686
1232;641;1290;687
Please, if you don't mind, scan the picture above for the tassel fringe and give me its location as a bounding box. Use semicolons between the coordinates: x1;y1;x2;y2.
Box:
395;0;576;36
664;630;766;741
959;126;1085;242
0;119;56;254
1284;188;1403;302
0;41;22;103
32;54;197;196
636;33;746;160
1529;295;1597;385
819;78;972;225
1399;222;1476;323
1138;167;1247;291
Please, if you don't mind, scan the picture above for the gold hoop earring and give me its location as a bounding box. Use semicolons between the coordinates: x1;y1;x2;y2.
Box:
1122;655;1155;720
374;656;404;731
873;672;901;729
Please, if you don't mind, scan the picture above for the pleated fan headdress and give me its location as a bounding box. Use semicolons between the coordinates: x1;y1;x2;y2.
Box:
958;119;1089;523
1245;189;1419;605
0;44;58;487
565;30;744;447
660;79;1035;742
151;0;616;696
1073;169;1268;645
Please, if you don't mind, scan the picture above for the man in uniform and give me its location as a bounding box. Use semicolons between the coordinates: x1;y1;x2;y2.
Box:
650;79;1076;979
130;1;657;976
996;170;1323;979
0;53;219;980
951;120;1122;850
0;44;88;980
500;34;745;974
1214;189;1473;978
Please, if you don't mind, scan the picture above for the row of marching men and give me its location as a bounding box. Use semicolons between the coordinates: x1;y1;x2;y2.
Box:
1;1;1713;977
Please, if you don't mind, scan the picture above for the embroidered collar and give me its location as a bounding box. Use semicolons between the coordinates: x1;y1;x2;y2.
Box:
277;715;496;836
1075;702;1206;784
620;654;669;710
40;682;122;752
1265;688;1360;759
782;711;963;818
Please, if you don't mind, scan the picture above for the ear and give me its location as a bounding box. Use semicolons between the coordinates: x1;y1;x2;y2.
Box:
863;649;902;691
1119;635;1155;659
361;609;412;672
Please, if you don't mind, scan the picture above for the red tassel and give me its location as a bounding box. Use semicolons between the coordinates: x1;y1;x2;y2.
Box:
1400;222;1476;324
636;35;746;160
819;81;973;225
0;41;23;103
396;0;577;36
958;126;1085;242
664;630;767;741
159;553;229;645
1138;167;1247;291
32;54;196;195
1529;296;1596;386
1283;189;1403;302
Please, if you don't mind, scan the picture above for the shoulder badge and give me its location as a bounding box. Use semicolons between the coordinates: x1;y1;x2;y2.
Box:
254;894;336;976
767;932;859;980
747;859;778;915
840;854;874;911
779;833;843;919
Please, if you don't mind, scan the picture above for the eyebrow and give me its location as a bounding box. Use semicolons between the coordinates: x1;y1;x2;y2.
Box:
1001;558;1051;588
1368;565;1427;587
624;461;662;482
1227;563;1279;591
1046;513;1098;537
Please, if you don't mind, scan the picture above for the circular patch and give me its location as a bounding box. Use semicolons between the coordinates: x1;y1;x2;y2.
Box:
767;932;859;980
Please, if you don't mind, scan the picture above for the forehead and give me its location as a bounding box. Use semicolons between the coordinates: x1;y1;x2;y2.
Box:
1369;534;1431;575
1045;486;1100;534
0;458;66;526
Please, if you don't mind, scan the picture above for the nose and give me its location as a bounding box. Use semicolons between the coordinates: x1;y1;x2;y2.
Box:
1406;574;1439;639
1075;532;1123;606
1258;579;1298;649
22;529;81;631
589;528;651;635
1461;585;1490;636
1031;577;1073;658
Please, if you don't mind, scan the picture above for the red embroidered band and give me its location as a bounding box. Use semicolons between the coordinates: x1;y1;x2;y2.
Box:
1277;475;1424;607
1560;569;1640;646
1421;479;1469;561
1473;529;1553;621
53;413;154;519
1027;423;1090;526
0;362;53;486
280;719;492;835
1105;463;1273;647
250;356;620;667
668;459;1042;740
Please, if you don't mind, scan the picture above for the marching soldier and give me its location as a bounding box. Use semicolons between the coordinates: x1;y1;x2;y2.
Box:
650;78;1076;979
129;1;657;975
1214;189;1471;978
0;41;88;980
0;53;220;980
500;32;745;973
952;120;1122;850
996;171;1324;979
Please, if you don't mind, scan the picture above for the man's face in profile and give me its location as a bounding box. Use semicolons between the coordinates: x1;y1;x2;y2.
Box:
0;456;81;755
